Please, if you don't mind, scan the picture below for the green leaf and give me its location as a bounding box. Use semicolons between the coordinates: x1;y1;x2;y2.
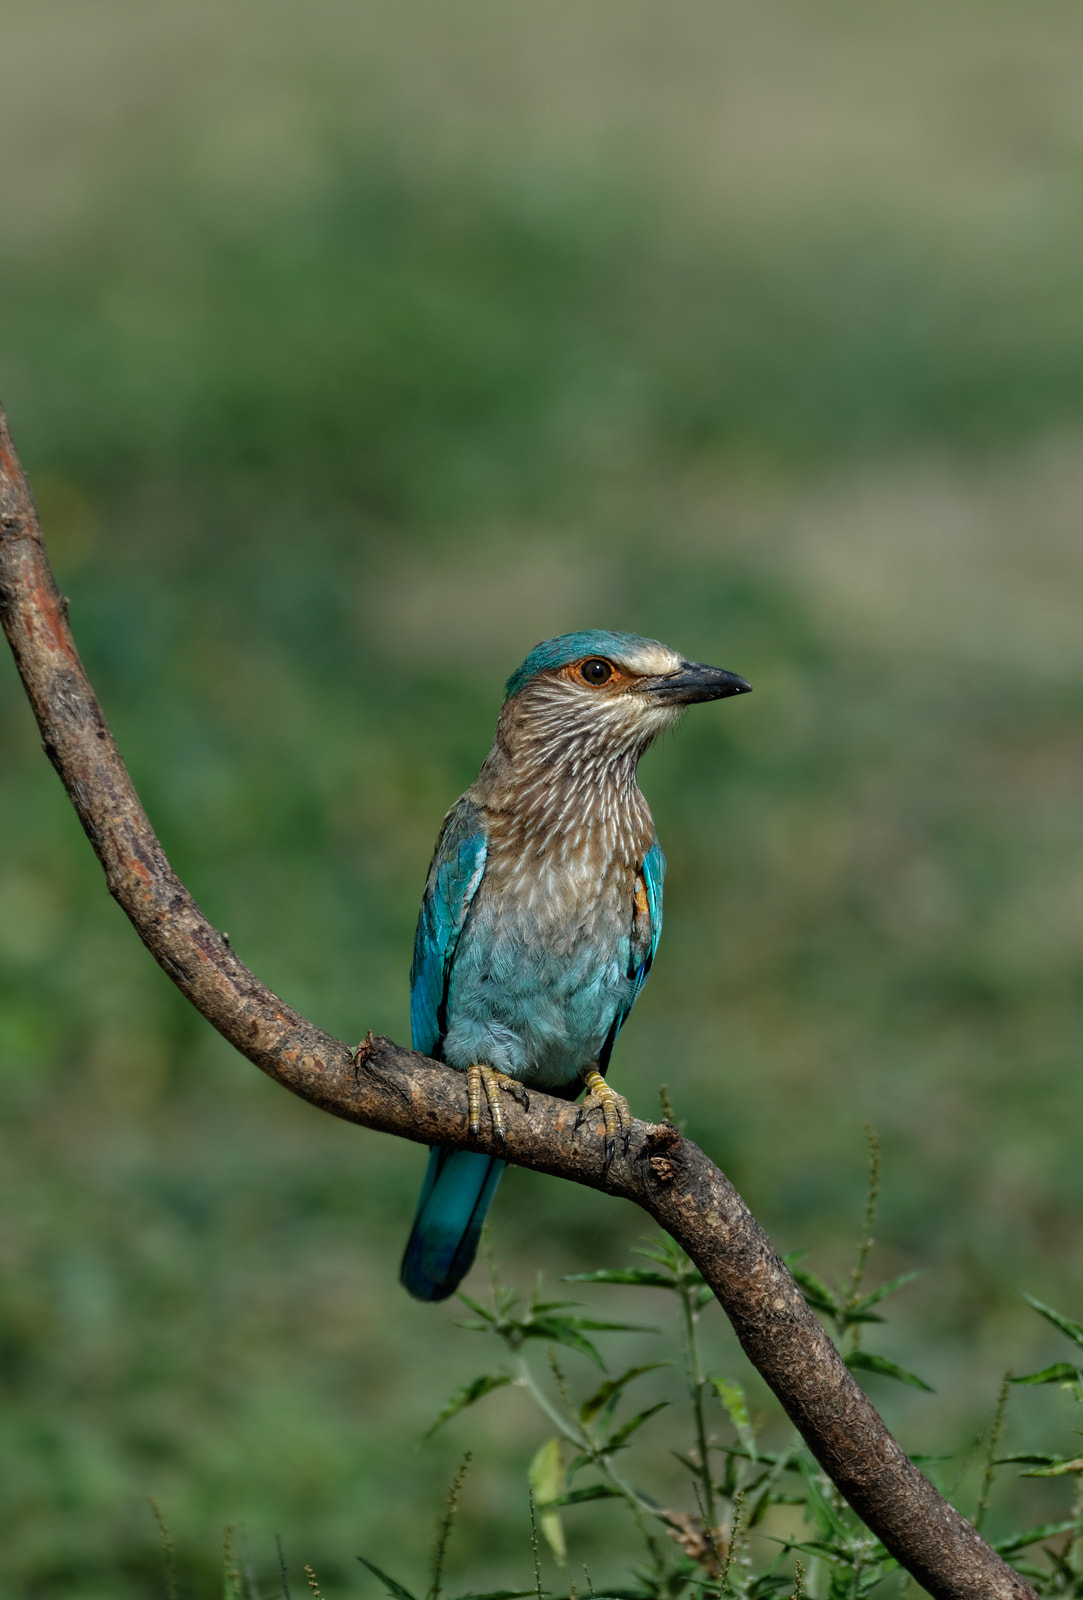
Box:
1008;1363;1083;1388
996;1518;1083;1556
1019;1292;1083;1352
849;1271;923;1314
788;1267;837;1316
548;1593;642;1600
1019;1458;1083;1479
845;1350;934;1392
456;1294;497;1324
571;1319;657;1334
561;1269;677;1289
355;1555;419;1600
542;1486;626;1508
633;1240;695;1271
800;1468;852;1545
743;1442;804;1529
520;1320;606;1370
580;1364;670;1423
529;1438;567;1566
522;1316;655;1371
454;1592;538;1600
710;1376;757;1462
766;1537;849;1561
426;1374;514;1437
605;1401;670;1451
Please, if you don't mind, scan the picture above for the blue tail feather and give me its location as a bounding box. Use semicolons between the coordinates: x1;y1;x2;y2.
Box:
400;1146;506;1302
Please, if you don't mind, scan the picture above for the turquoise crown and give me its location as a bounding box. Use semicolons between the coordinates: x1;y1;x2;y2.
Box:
505;631;665;699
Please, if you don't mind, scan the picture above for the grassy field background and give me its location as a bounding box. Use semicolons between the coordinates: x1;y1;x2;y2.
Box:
3;3;1083;1594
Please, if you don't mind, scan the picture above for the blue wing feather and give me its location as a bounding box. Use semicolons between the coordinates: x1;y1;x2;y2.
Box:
403;796;497;1303
633;837;665;1004
409;797;488;1059
597;836;665;1072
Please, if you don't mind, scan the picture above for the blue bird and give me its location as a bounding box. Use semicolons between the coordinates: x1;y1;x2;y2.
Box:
400;631;750;1302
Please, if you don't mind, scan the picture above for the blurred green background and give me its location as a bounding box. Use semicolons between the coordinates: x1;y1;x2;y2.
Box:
3;2;1083;1594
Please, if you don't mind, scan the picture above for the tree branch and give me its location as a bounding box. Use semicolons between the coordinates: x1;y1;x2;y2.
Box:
0;403;1036;1600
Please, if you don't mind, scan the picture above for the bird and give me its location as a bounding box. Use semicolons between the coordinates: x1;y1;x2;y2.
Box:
400;630;750;1302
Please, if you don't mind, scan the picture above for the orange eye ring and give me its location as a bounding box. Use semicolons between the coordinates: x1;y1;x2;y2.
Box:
579;658;613;686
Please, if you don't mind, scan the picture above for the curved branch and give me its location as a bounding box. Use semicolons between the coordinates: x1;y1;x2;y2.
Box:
0;404;1035;1600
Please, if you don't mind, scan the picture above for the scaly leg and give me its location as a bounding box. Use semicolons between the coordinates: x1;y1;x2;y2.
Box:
576;1067;632;1166
466;1062;528;1147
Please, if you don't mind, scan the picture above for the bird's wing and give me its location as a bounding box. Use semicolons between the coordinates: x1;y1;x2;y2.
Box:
597;836;665;1074
409;797;488;1060
632;836;665;1004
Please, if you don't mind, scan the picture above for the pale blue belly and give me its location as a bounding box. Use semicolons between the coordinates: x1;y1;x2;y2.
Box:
441;895;633;1090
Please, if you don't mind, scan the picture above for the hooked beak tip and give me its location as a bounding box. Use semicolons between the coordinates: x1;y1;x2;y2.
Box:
646;663;752;707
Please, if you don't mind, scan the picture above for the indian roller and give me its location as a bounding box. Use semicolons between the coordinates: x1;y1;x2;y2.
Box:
400;631;750;1302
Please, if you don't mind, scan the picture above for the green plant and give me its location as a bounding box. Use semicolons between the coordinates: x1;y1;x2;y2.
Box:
423;1269;908;1591
143;1145;1083;1597
355;1453;536;1600
407;1144;1083;1599
985;1295;1083;1592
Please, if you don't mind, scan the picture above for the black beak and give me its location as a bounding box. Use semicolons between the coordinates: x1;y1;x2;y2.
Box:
640;662;752;706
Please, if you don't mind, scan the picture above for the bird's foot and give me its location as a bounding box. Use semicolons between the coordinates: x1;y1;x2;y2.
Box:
466;1063;527;1148
576;1068;632;1167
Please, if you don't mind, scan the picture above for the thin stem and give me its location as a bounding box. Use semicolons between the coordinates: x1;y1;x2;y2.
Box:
148;1498;178;1600
975;1377;1010;1535
718;1488;744;1596
515;1354;585;1447
528;1491;543;1600
514;1355;660;1520
223;1525;242;1600
430;1452;471;1600
680;1281;717;1538
1063;1471;1083;1568
844;1124;880;1351
276;1535;292;1600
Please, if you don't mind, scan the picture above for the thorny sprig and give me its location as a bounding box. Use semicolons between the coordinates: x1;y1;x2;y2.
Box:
356;1454;538;1600
148;1499;178;1600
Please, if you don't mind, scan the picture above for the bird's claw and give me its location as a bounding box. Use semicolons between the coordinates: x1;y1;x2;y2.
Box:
466;1063;524;1150
578;1068;632;1167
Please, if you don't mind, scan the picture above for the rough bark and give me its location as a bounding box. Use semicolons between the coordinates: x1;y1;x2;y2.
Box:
0;404;1037;1599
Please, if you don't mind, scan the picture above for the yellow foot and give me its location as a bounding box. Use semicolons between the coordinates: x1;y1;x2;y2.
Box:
576;1067;632;1166
466;1062;528;1146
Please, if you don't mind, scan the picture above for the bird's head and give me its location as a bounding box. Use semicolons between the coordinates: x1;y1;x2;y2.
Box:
500;630;751;766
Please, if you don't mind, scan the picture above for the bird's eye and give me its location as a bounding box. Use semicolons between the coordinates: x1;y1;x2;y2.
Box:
579;658;613;686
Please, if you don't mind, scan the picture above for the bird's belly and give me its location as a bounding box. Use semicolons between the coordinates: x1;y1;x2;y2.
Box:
441;890;633;1090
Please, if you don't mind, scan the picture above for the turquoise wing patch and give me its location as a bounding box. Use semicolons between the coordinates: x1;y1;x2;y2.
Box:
598;836;665;1071
632;836;665;1005
409;798;488;1060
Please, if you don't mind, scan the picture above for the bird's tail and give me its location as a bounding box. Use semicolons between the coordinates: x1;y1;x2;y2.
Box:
400;1146;506;1302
